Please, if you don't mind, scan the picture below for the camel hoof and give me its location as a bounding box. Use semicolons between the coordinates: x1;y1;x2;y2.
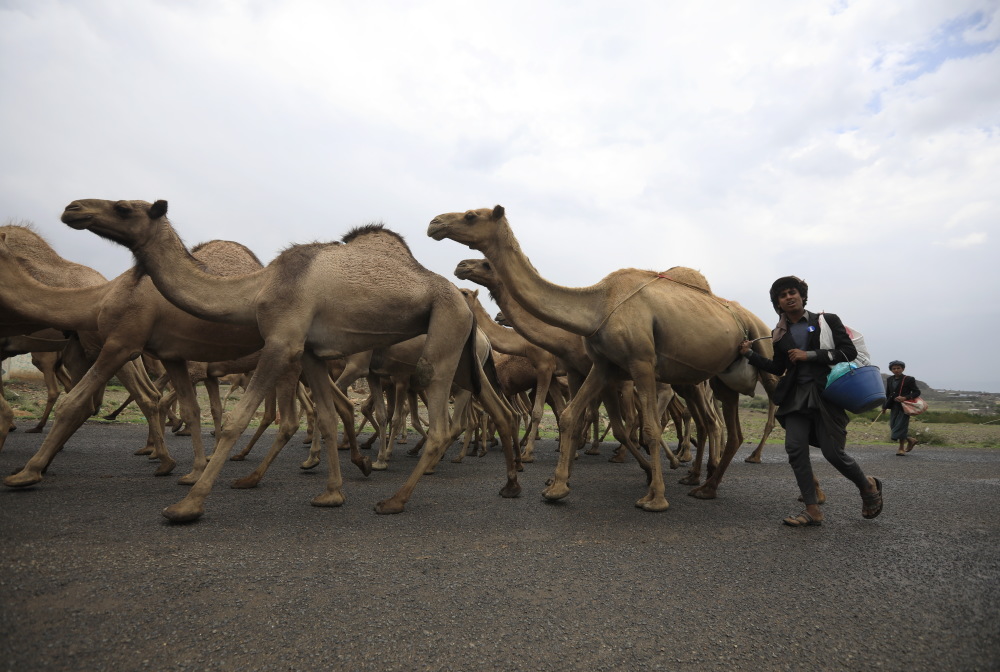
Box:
542;482;570;501
499;481;521;498
175;430;191;437
353;457;372;477
231;475;260;489
154;459;176;477
372;460;389;471
162;502;204;523
678;473;700;486
374;498;405;515
637;497;670;512
688;485;717;500
177;472;200;486
519;453;535;463
450;456;464;463
583;447;601;455
299;456;320;470
25;427;42;434
229;453;248;462
302;437;313;445
608;453;627;464
310;491;344;507
744;456;761;464
4;470;43;488
134;447;153;456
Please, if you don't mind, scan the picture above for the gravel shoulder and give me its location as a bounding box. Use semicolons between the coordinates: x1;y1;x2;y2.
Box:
1;424;998;671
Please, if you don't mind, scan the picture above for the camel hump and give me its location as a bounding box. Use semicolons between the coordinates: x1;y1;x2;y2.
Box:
190;240;265;276
659;266;711;293
0;223;106;287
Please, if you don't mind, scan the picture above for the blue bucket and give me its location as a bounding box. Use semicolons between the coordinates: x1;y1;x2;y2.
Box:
822;365;885;413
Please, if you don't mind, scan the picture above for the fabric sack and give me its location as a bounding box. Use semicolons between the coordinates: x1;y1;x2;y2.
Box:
901;398;928;415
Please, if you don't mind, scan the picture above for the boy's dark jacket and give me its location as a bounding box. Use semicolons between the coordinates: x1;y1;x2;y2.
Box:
746;311;857;406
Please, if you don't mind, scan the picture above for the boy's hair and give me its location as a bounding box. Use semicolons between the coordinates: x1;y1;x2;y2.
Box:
769;276;809;314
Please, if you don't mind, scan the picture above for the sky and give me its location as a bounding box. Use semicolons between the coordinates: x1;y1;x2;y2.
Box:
1;0;998;392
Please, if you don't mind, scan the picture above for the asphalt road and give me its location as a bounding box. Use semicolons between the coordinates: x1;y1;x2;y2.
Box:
1;424;998;671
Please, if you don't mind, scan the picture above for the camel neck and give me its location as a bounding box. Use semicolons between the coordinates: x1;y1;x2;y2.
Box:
131;222;264;326
480;220;605;336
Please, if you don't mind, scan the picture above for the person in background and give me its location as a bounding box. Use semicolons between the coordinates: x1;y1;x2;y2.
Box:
884;360;921;455
739;275;883;527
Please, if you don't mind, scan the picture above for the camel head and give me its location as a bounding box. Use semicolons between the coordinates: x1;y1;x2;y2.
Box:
61;199;168;250
427;205;506;250
454;258;497;287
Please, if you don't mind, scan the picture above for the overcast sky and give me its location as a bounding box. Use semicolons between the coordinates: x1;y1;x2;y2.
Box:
2;0;998;392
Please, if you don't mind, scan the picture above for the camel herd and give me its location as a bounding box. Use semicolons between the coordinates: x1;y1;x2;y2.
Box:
1;200;780;523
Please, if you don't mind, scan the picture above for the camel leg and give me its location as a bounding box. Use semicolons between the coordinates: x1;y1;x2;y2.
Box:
406;390;427;454
690;383;742;500
161;342;294;522
204;375;223;442
677;384;720;486
446;390;475;462
290;352;350;508
230;390;275;461
26;354;62;433
542;365;609;501
599;386;653;477
520;370;552;463
368;376;391;470
230;364;322;488
629;362;669;512
159;359;210;485
450;398;476;463
745;401;777;463
0;381;13;453
4;347;169;487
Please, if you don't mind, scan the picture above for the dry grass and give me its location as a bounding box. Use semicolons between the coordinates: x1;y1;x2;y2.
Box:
5;376;998;448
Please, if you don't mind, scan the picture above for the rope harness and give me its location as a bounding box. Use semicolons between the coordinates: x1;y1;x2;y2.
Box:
588;272;750;340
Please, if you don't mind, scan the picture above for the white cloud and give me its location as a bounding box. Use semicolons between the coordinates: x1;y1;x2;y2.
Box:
1;0;999;390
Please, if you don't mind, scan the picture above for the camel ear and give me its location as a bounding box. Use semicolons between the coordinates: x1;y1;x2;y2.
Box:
149;200;168;219
492;205;505;219
472;289;479;298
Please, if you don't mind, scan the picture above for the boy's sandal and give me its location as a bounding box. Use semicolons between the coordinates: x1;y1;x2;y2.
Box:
783;511;822;527
862;477;883;519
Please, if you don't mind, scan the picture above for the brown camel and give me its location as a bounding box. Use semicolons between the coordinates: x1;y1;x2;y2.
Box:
458;287;565;461
0;232;310;490
0;330;72;433
430;205;776;510
61;199;520;522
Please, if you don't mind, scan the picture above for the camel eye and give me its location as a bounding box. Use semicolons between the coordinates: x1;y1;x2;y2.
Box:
464;212;476;222
114;202;131;215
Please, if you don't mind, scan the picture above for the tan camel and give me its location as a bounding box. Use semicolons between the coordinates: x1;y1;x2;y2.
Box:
454;258;655;466
0;232;310;490
0;224;109;452
61;199;520;522
430;205;776;510
458;287;564;461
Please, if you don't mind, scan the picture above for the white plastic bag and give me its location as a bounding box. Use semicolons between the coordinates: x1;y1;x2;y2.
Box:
818;314;871;367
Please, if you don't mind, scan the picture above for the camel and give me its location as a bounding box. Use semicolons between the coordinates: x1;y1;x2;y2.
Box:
430;205;777;510
61;199;520;522
0;232;310;490
458;287;564;461
0;329;72;434
455;259;651;464
0;224;110;452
